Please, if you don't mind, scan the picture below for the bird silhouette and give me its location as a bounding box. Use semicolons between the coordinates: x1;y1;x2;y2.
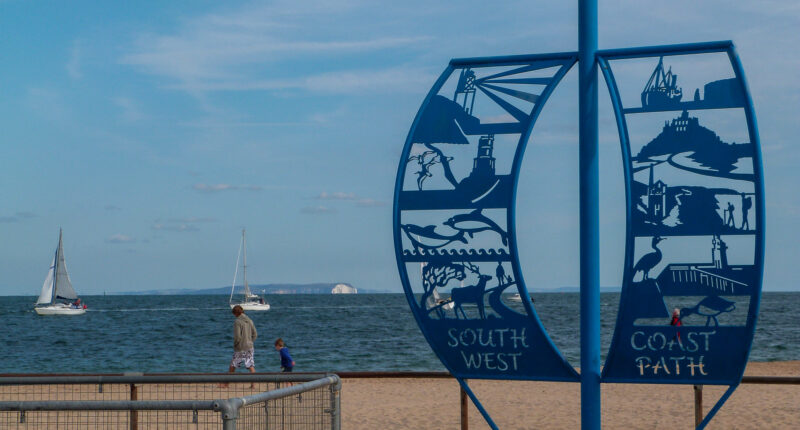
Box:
680;296;736;327
632;236;666;280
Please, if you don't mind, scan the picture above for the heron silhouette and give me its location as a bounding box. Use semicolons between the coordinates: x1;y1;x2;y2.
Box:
680;296;736;327
632;236;666;280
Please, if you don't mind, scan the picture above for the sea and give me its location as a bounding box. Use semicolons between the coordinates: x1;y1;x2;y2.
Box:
1;293;798;374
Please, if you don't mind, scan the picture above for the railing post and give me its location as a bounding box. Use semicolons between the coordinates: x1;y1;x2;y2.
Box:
216;399;240;430
130;383;138;430
694;385;703;427
331;379;341;430
460;385;468;430
222;415;237;430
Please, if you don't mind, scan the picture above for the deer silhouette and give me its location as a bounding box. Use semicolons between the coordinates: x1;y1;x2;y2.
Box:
450;262;492;319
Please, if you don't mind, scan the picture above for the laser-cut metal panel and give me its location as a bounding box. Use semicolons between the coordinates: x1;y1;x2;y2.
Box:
393;54;580;381
599;43;764;385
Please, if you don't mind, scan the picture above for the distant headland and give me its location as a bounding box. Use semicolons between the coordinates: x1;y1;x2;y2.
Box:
117;283;381;295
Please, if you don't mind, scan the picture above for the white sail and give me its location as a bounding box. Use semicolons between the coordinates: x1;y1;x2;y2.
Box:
53;231;78;301
36;256;56;305
34;229;85;315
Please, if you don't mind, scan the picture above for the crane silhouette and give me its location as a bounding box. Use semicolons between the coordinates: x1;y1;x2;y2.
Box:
632;236;666;280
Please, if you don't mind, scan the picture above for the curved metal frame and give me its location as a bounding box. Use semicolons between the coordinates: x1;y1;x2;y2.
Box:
598;41;764;429
394;40;762;430
393;52;580;428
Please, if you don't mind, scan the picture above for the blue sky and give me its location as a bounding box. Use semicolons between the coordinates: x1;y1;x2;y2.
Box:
1;1;798;295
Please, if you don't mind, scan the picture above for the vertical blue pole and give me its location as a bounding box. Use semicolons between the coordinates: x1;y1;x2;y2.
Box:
578;0;600;429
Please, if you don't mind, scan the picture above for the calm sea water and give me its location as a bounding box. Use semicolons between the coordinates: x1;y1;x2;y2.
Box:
1;293;797;373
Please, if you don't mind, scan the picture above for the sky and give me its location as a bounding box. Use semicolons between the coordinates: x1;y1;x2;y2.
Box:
1;1;798;295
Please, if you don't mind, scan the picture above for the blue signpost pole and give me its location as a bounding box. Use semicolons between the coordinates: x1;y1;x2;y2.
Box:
578;0;601;429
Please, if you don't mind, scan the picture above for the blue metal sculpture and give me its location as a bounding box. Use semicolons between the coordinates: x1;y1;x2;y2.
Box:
393;53;581;427
598;42;764;428
394;13;761;430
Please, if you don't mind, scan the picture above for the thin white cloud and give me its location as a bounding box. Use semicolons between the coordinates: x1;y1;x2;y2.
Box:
25;87;70;123
152;223;200;232
0;212;37;222
317;192;357;200
301;206;336;214
66;40;82;80
106;234;136;244
113;97;145;122
192;183;264;192
179;120;309;128
482;114;516;124
119;2;431;94
356;199;386;207
164;66;437;93
316;192;385;208
167;216;217;223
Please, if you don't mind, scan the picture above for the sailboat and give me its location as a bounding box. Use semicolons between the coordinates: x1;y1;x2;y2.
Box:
421;261;454;311
229;229;270;311
35;229;86;316
507;292;534;303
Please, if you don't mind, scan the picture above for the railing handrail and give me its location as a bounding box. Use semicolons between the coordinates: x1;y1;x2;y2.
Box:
239;375;341;406
1;371;797;384
0;400;219;412
0;373;332;385
741;375;800;385
0;375;342;413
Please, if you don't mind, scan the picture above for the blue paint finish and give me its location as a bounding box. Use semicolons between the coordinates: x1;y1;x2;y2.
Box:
394;25;761;429
578;1;601;428
599;44;764;396
394;55;580;381
393;54;582;427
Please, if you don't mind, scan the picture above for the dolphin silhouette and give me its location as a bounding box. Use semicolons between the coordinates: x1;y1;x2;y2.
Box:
401;224;468;250
443;209;509;246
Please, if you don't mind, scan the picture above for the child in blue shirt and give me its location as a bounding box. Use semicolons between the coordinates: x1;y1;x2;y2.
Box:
274;338;295;372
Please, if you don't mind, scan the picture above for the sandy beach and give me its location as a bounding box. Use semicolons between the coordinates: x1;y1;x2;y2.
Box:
340;361;800;429
1;362;796;428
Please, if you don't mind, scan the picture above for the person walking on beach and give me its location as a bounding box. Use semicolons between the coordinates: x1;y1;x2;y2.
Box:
275;338;295;372
226;305;258;388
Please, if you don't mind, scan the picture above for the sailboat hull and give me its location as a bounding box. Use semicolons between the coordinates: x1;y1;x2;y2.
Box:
34;304;86;315
230;302;271;311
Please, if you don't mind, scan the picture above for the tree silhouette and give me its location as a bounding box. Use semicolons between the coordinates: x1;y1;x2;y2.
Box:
420;263;465;316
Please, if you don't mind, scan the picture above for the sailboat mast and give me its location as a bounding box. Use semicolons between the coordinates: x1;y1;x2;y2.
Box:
51;229;62;304
229;234;243;304
242;229;249;296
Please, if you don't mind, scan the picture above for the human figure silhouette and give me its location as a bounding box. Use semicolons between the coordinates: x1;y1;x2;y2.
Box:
495;262;506;286
741;193;751;230
726;202;735;227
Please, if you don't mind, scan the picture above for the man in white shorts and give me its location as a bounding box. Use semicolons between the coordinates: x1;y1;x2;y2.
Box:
226;305;258;387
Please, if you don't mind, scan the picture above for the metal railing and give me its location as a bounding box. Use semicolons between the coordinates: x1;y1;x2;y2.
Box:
0;373;341;429
334;371;800;430
1;371;797;429
691;376;800;428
